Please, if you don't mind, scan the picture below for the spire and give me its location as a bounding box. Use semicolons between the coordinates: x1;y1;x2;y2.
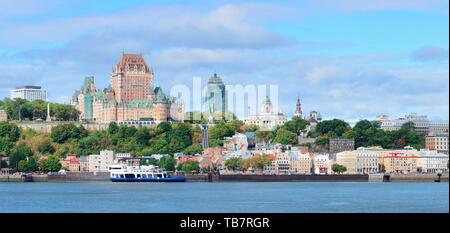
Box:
295;96;302;118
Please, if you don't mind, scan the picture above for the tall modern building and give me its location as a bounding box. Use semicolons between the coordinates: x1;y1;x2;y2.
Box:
11;86;47;101
72;53;184;123
205;73;227;114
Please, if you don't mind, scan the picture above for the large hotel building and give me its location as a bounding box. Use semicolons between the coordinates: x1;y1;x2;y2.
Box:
72;53;184;123
11;85;47;101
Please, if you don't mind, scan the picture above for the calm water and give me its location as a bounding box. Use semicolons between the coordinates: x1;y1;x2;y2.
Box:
0;182;448;213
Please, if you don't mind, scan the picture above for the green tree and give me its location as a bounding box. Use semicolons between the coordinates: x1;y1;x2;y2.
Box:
0;122;21;142
273;128;297;145
27;157;38;172
37;139;55;154
18;160;28;172
107;122;119;135
331;163;347;174
9;143;33;169
226;120;244;133
182;144;203;155
50;123;85;143
255;129;274;143
0;137;14;155
208;122;234;147
283;117;310;135
225;157;242;171
159;155;176;171
177;161;200;173
45;155;62;172
316;119;351;137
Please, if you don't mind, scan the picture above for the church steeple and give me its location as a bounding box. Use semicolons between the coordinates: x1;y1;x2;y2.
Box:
295;97;302;118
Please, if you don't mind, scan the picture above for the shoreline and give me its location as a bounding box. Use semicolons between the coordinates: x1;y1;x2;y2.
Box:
1;172;448;183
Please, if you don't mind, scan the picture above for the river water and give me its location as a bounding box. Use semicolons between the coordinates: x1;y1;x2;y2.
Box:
0;182;447;213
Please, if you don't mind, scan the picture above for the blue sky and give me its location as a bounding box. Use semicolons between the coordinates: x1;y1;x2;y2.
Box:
0;0;448;122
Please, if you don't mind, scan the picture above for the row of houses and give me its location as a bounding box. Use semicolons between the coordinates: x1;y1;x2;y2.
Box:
336;146;448;174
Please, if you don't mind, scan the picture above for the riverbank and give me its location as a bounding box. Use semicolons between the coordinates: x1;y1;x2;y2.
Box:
1;172;448;182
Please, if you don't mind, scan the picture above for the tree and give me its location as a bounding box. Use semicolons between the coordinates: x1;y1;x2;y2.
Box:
18;160;28;172
316;119;350;137
107;122;119;135
226;120;244;133
0;137;14;155
255;130;274;143
177;161;200;173
208;122;234;146
0;122;21;142
332;163;347;174
182;144;203;155
37;139;55;154
27;157;38;172
273;128;297;145
50;123;86;143
9;143;33;169
225;157;242;171
45;155;62;172
283;117;309;135
159;155;176;171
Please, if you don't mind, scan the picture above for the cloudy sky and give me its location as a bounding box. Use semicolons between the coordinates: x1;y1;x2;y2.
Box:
0;0;448;122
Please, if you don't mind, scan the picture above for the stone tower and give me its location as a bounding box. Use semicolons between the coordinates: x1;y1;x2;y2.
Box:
295;97;302;118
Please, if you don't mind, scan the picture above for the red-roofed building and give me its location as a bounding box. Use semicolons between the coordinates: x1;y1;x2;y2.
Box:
380;151;418;174
60;155;81;172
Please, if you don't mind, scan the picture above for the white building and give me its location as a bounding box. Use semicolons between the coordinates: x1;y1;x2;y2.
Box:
313;154;331;174
379;113;449;134
11;86;47;101
88;150;115;172
245;96;287;130
417;149;449;173
335;147;381;174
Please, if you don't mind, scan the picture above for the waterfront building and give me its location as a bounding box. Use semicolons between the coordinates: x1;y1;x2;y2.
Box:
426;133;449;154
294;97;302;118
244;96;287;130
379;113;449;134
0;108;7;122
312;154;331;174
290;151;312;174
329;138;355;154
88;150;115;172
335;151;357;174
223;133;249;151
379;147;418;174
72;53;184;123
60;155;80;172
200;147;226;170
10;85;47;101
417;149;449;173
335;147;381;174
204;73;227;115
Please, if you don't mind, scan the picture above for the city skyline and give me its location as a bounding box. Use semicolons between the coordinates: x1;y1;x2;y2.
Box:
0;0;448;122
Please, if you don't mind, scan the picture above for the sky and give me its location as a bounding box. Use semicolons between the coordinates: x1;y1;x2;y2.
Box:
0;0;448;122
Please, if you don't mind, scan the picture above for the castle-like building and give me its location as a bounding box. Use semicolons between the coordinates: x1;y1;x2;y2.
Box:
72;53;184;123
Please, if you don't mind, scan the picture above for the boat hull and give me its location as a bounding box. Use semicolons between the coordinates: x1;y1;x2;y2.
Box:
111;177;186;182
